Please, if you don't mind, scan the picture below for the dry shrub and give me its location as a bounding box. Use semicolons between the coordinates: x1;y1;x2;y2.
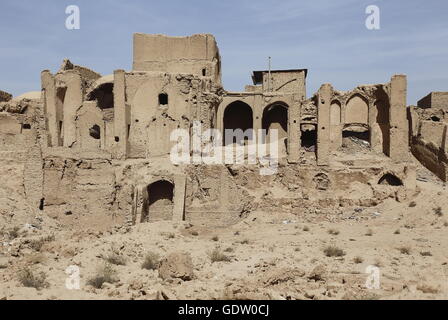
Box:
29;234;55;252
353;256;364;264
433;207;443;217
398;246;411;255
328;229;340;235
18;267;48;290
323;246;345;257
209;248;231;263
87;264;118;289
141;252;160;270
104;246;126;266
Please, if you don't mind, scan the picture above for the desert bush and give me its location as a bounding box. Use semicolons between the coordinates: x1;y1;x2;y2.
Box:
398;246;411;255
303;226;310;232
323;246;345;257
190;231;199;236
420;251;432;257
353;256;364;264
394;229;400;235
433;207;443;217
87;264;118;289
240;239;249;245
104;246;126;266
209;248;231;263
29;235;55;252
141;252;160;270
211;236;219;242
365;229;373;236
328;229;340;235
408;201;417;208
18;267;48;290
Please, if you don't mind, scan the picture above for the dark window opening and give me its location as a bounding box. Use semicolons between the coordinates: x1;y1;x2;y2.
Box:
115;136;120;142
431;116;440;122
87;83;114;109
22;123;31;130
39;198;45;211
202;68;206;76
56;87;67;107
301;127;317;150
59;121;64;144
89;124;101;140
378;173;403;186
159;93;168;106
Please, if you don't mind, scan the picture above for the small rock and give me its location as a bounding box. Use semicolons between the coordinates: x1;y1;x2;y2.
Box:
158;252;194;281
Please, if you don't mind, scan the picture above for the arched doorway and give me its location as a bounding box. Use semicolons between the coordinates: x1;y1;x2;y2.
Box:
143;180;174;222
262;103;288;145
223;101;253;145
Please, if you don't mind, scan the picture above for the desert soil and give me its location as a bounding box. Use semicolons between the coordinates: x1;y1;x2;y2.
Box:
0;162;447;300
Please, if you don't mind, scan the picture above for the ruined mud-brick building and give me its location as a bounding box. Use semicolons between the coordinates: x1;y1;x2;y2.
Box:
0;33;420;229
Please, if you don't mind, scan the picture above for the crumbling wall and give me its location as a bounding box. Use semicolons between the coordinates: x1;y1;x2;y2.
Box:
125;72;220;158
132;33;221;85
0;96;45;215
42;155;120;229
410;105;448;181
418;92;448;110
0;90;12;102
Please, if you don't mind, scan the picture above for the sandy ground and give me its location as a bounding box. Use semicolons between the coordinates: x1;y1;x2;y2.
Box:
0;161;447;300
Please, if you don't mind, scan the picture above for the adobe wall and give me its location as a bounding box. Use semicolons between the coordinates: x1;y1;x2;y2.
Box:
0;97;45;214
418;92;448;110
0;90;12;102
409;106;448;181
132;33;221;85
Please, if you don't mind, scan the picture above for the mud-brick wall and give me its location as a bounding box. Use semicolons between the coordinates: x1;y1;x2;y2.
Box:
410;119;448;182
184;165;255;227
0;114;43;213
42;157;122;229
186;162;416;218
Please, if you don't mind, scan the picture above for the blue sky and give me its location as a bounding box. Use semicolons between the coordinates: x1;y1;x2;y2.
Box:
0;0;447;104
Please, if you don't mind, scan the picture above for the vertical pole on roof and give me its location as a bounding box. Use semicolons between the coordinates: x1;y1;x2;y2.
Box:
268;56;271;92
